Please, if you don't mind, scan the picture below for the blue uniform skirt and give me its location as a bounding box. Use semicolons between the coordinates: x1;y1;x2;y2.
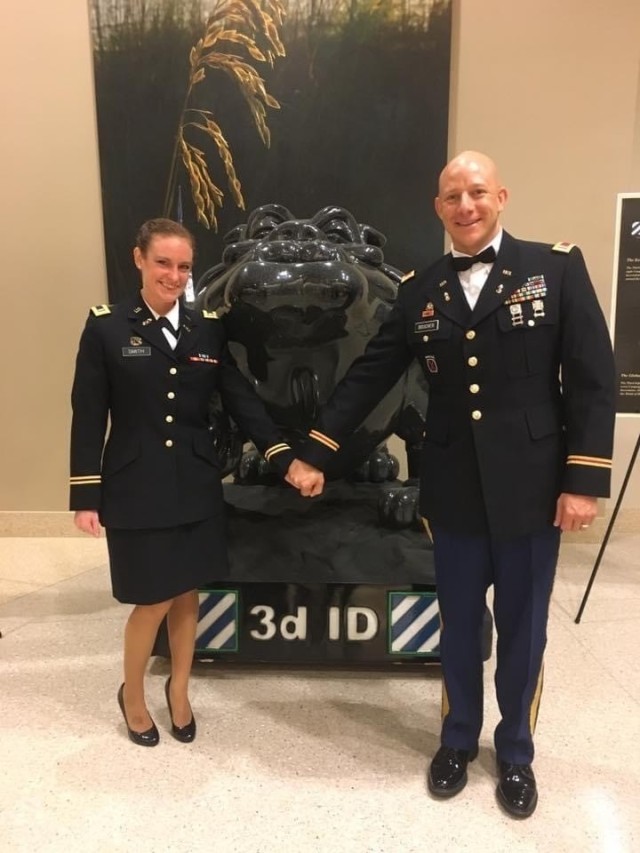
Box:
106;515;228;605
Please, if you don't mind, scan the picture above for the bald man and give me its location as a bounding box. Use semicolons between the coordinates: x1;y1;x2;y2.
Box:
289;151;615;817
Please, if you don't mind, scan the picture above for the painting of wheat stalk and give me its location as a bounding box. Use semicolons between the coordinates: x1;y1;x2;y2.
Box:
164;0;286;230
90;0;451;300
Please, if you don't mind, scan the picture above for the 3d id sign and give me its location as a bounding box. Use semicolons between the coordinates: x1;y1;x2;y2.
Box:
191;583;443;665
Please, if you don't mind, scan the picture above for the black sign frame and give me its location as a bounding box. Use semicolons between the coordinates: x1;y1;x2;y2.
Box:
610;193;640;415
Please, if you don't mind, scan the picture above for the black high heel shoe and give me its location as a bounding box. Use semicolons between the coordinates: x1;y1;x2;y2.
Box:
117;683;159;747
165;677;196;743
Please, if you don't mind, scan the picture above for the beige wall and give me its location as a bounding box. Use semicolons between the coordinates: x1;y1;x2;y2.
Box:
451;0;640;507
0;0;638;512
0;1;106;512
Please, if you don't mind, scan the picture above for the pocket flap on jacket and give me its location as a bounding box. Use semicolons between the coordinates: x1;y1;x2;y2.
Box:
193;433;220;466
525;404;560;440
103;439;140;475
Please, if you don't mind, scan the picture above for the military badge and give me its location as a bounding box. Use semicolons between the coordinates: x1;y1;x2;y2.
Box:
188;354;218;364
422;302;435;318
130;336;142;346
415;320;439;334
532;299;545;318
504;275;547;305
122;346;151;357
510;304;524;327
425;355;438;374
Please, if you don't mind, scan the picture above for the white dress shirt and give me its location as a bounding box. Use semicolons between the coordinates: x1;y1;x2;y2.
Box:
451;230;503;310
144;298;181;349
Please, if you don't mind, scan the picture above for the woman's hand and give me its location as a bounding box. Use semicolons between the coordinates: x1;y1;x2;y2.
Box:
74;510;102;537
286;460;325;497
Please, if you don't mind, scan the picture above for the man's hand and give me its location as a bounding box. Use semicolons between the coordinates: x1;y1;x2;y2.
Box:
554;493;597;532
74;510;102;537
286;459;325;497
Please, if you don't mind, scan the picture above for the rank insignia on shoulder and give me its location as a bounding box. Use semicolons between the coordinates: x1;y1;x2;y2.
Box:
202;309;219;319
90;304;111;317
552;241;575;253
400;270;415;284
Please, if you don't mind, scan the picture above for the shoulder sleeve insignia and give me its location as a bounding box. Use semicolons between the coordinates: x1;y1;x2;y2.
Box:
400;270;415;283
90;304;111;316
202;309;219;319
552;241;575;253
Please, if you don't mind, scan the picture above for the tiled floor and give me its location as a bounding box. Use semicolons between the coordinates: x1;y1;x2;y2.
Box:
0;531;638;852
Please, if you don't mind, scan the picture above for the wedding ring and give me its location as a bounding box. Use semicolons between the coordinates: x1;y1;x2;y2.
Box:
580;524;588;529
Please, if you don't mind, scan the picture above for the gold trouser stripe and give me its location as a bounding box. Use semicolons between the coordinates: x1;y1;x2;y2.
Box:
70;477;101;484
441;679;450;721
264;443;291;460
309;430;340;451
528;663;545;734
421;516;433;544
439;612;450;720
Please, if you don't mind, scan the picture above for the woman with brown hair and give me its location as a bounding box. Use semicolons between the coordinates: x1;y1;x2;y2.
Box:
70;218;312;745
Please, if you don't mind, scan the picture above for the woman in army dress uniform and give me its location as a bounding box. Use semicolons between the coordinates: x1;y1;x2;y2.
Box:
70;219;303;746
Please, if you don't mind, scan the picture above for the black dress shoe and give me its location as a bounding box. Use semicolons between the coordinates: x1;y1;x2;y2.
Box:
117;683;159;747
496;761;538;818
428;745;478;798
165;677;196;743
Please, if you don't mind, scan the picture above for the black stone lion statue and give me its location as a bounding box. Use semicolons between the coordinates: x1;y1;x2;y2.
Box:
195;204;433;584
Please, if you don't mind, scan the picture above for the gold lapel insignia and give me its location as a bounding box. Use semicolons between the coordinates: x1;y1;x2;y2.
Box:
130;336;142;346
202;309;219;320
502;269;512;277
444;292;451;302
438;280;447;288
133;306;142;313
496;284;504;294
142;317;153;326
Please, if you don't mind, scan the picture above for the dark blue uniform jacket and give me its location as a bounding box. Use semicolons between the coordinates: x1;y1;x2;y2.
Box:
70;292;294;529
301;232;616;538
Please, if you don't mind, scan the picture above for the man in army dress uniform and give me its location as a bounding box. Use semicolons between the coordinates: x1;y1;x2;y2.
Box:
289;151;616;817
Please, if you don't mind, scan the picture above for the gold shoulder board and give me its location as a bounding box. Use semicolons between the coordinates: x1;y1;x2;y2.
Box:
90;304;111;316
400;270;416;283
202;309;219;319
552;241;575;253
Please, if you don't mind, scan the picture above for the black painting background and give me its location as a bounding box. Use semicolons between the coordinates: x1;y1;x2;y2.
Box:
90;1;452;300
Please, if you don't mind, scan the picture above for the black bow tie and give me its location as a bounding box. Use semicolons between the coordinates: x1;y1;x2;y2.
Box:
451;246;497;272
